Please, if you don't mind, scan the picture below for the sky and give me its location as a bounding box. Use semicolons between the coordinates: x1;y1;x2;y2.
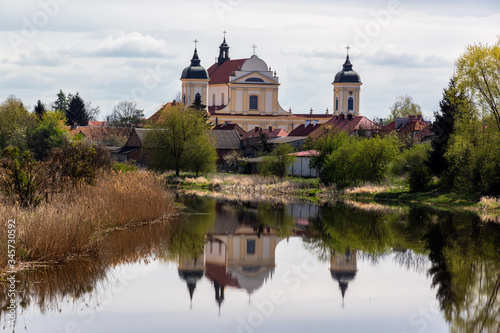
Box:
0;0;499;120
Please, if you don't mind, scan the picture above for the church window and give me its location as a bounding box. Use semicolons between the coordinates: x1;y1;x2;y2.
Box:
245;77;265;82
221;93;225;105
335;97;339;111
247;240;256;255
212;94;215;106
348;97;354;111
249;95;258;110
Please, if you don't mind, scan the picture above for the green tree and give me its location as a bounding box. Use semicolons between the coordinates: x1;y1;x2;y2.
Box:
308;126;349;172
33;100;46;121
66;93;98;127
387;95;422;123
357;135;399;183
429;77;469;178
27;111;69;160
0;147;45;207
392;144;432;192
456;37;500;132
52;89;69;112
145;104;212;176
185;132;217;177
106;100;144;136
269;143;296;180
0;95;35;153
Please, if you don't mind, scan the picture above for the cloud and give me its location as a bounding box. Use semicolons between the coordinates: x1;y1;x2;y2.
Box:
82;31;173;58
367;48;450;68
16;44;69;66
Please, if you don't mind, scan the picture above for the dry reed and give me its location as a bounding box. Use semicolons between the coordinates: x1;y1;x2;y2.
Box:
0;171;176;269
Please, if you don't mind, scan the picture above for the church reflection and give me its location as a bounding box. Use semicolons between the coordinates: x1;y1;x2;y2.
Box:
177;200;358;311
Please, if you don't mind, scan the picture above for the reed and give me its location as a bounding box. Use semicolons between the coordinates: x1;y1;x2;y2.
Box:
0;171;176;269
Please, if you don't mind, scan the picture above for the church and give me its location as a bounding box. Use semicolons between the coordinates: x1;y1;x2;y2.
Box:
180;35;363;132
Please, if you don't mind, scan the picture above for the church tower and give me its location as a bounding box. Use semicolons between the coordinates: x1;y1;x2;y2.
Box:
332;47;362;116
218;36;230;65
180;43;210;110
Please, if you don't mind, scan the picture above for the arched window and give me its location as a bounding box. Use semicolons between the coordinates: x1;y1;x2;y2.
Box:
335;97;339;111
348;97;354;111
249;95;258;110
221;93;225;105
212;94;216;106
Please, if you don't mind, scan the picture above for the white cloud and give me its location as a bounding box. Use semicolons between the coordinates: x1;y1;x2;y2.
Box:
79;31;173;58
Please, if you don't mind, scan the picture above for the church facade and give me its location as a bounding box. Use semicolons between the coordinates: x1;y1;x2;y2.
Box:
180;36;362;132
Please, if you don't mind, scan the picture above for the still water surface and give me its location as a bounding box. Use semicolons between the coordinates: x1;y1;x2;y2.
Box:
1;196;499;332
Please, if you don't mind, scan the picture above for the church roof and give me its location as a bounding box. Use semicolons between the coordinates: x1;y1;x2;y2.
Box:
207;59;247;84
333;55;361;84
181;48;209;80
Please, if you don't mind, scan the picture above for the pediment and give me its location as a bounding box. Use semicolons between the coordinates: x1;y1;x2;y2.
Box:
231;72;278;85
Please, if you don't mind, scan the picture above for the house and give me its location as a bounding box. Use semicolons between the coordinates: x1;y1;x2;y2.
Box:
113;128;153;165
241;126;289;157
382;115;433;144
288;150;319;178
208;130;242;167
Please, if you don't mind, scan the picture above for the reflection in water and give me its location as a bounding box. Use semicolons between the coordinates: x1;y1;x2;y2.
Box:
1;196;499;332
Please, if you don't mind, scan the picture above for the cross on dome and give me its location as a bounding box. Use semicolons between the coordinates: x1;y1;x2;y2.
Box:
194;39;199;49
346;45;351;56
252;44;257;55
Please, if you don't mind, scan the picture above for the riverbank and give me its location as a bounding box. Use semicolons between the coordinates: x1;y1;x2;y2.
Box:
0;171;177;271
169;173;500;221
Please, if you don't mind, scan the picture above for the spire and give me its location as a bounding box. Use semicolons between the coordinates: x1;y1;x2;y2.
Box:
339;281;348;308
190;48;201;67
218;32;230;65
342;55;353;71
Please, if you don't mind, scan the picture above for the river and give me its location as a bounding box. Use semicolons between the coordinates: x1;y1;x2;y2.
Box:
1;195;499;332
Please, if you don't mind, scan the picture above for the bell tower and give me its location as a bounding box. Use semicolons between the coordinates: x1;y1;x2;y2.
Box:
180;40;210;109
332;46;362;117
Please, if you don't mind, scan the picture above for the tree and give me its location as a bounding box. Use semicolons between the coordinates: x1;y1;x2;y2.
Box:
66;93;95;127
106;100;144;136
52;89;69;112
33;100;46;121
387;95;422;123
145;104;213;176
269;144;296;180
185;132;217;177
429;77;470;178
0;95;35;153
27;111;69;160
0;147;46;207
455;37;500;132
392;144;433;192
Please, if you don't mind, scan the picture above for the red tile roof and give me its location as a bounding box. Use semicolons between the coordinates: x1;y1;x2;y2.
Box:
308;115;379;138
241;126;289;140
290;150;320;157
88;121;107;127
207;59;247;85
288;123;321;136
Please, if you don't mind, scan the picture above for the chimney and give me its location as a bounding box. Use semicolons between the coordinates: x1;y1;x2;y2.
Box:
268;126;273;131
340;114;345;121
347;114;353;121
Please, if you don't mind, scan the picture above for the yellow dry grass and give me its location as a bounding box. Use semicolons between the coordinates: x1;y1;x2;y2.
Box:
0;171;176;269
344;184;391;195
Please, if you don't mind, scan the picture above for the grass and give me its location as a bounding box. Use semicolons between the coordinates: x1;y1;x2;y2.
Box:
0;171;176;270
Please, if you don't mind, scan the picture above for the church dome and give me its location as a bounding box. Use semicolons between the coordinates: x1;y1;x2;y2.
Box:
241;55;268;72
181;48;209;80
333;55;361;83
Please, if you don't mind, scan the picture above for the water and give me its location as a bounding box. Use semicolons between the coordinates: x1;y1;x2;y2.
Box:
1;196;499;332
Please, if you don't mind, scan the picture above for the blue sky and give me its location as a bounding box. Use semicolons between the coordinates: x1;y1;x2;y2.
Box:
0;0;499;119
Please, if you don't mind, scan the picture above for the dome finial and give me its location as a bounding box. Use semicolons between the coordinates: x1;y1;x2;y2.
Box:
345;45;351;56
194;38;199;49
252;44;257;56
